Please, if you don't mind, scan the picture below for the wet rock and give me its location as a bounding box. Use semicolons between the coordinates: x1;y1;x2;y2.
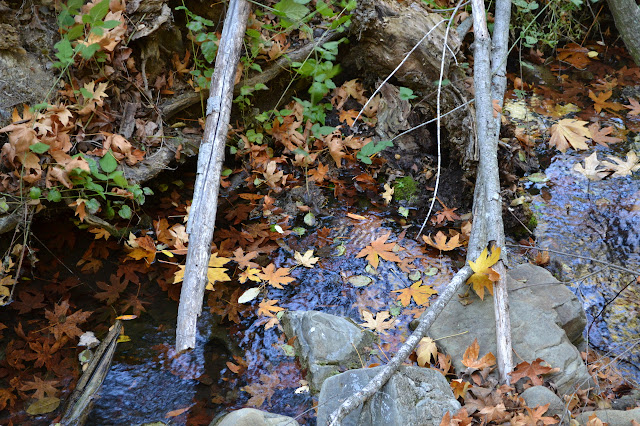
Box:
282;311;376;393
316;366;460;426
574;407;640;425
611;389;640;410
520;386;566;417
430;264;591;395
211;408;299;426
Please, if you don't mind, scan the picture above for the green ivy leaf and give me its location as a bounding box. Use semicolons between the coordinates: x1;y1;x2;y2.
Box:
47;188;62;202
99;150;118;173
85;198;101;214
109;171;128;188
118;205;132;219
29;187;42;199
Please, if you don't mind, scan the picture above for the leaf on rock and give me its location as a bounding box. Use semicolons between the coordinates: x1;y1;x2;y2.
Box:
461;338;496;370
467;247;501;300
510;358;554;386
549;119;591;153
416;336;437;366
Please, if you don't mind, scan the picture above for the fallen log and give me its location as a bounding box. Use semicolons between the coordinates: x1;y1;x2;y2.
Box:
175;0;250;352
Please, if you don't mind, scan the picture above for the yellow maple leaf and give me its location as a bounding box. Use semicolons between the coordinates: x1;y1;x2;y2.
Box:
392;280;437;306
467;247;501;300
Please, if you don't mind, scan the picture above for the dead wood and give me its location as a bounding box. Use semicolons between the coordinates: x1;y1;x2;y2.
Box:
175;0;251;352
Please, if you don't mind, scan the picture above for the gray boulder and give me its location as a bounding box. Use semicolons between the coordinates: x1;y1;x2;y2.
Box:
430;264;591;395
317;366;460;426
520;386;566;417
282;311;376;393
574;407;640;425
212;408;299;426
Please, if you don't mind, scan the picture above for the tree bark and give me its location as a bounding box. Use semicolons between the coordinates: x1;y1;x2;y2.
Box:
607;0;640;66
175;0;250;352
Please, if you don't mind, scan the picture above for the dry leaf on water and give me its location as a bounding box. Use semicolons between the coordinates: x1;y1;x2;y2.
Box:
423;231;462;251
549;119;591;153
360;310;395;334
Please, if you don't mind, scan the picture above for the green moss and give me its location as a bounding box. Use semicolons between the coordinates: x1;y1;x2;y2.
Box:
393;176;418;201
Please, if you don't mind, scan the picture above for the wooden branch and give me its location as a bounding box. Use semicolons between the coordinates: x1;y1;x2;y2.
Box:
469;0;513;383
327;266;473;426
175;0;250;352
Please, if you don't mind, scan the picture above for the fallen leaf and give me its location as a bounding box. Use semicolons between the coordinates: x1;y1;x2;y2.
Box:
467;247;501;300
588;123;623;147
381;183;394;205
589;90;624;113
423;232;462;251
257;264;294;289
573;152;609;181
238;287;261;304
294;250;319;268
549;119;591;152
392;280;437;306
416;336;437;366
624;97;640;116
510;358;554;386
601;151;640;177
356;231;402;269
450;379;470;399
360;309;395;334
257;299;284;317
461;338;496;370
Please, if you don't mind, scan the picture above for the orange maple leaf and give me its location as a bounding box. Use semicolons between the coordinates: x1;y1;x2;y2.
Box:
509;358;554;386
257;299;284;317
45;300;92;341
392;280;437;306
356;231;402;269
423;231;462;251
461;338;496;370
339;109;359;126
588;90;624;113
257;264;294;289
450;379;470;399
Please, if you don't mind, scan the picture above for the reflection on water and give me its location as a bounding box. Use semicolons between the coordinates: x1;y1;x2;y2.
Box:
532;149;640;382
